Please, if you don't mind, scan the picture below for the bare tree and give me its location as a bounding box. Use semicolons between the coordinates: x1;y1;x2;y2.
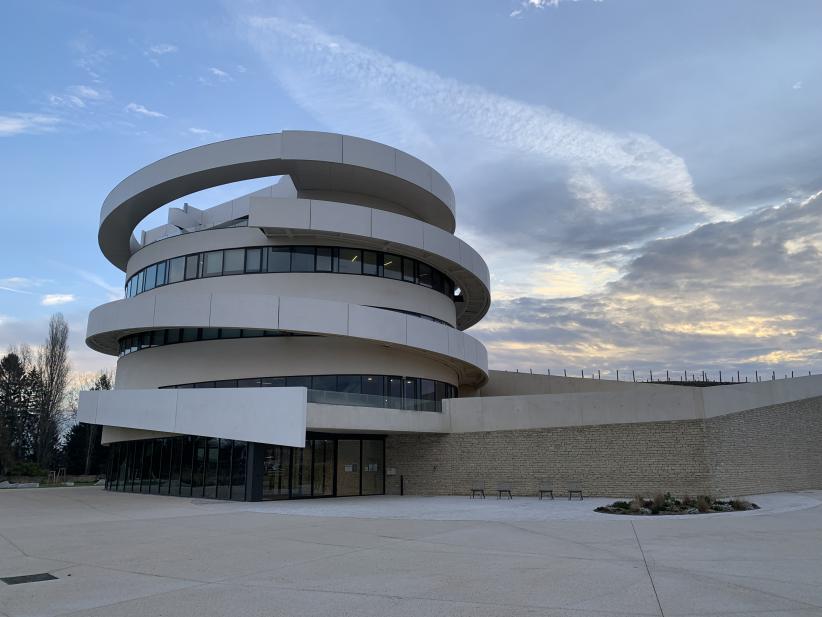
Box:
85;371;113;474
34;314;71;469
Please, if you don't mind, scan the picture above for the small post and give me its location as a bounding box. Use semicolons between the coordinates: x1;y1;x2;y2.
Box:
530;368;533;375
581;369;584;378
632;369;636;382
547;368;551;375
791;370;794;378
772;370;776;381
666;369;669;382
598;369;601;380
755;370;759;382
616;369;619;381
564;369;567;377
737;370;740;383
650;369;653;382
719;370;722;382
685;369;688;380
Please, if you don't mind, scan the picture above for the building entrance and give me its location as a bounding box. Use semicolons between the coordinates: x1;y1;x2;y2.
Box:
261;435;384;500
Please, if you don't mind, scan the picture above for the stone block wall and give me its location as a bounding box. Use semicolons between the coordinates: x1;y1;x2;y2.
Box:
706;396;822;495
386;420;713;498
385;396;822;498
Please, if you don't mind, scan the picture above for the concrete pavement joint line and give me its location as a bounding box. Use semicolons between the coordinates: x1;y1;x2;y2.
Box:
498;520;644;563
218;579;663;616
0;532;29;558
53;581;214;617
631;522;665;617
210;546;376;586
47;576;661;617
648;561;822;612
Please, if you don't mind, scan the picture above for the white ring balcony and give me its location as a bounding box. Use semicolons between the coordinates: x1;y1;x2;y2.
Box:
87;291;489;386
100;131;456;270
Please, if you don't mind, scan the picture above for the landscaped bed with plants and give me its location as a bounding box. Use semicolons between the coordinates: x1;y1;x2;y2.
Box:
595;493;760;515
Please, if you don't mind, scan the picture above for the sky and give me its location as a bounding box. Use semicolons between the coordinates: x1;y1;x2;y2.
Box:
1;0;821;382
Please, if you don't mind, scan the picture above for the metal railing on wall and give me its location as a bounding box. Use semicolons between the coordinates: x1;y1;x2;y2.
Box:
500;368;817;386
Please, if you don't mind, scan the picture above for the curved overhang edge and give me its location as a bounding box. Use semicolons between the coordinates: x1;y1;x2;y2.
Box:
86;294;489;385
99;131;457;271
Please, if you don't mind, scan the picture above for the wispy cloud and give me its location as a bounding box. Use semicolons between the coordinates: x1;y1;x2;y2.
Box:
208;67;232;81
511;0;605;16
41;294;76;306
188;127;220;140
145;43;178;66
240;14;729;263
73;269;123;302
0;277;47;292
70;34;111;81
149;43;178;55
793;81;803;90
48;84;110;109
0;113;60;137
125;102;166;118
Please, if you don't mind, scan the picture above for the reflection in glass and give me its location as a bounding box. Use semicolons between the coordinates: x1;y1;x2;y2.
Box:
204;437;219;498
291;247;315;272
336;440;361;497
382;253;401;280
362;440;384;495
291;441;313;497
312;439;334;497
338;248;361;274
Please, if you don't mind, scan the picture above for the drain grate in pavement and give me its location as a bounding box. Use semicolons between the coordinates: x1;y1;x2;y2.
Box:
1;573;58;585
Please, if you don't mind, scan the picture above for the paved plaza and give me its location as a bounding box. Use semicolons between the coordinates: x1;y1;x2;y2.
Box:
1;487;821;616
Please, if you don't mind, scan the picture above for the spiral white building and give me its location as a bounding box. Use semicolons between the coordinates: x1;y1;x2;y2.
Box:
78;130;822;501
78;131;490;500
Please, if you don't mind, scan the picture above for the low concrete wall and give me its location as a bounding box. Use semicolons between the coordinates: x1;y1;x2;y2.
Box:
386;395;822;498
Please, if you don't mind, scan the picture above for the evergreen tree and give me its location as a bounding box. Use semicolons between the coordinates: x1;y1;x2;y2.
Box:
61;372;113;475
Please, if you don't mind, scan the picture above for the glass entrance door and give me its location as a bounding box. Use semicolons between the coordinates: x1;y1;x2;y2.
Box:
259;436;383;500
361;439;384;495
335;439;361;497
312;439;335;497
262;445;290;500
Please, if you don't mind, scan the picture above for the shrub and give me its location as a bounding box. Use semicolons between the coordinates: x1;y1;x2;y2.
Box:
729;499;752;511
696;495;713;513
612;500;631;510
6;462;47;478
651;493;668;514
629;494;644;513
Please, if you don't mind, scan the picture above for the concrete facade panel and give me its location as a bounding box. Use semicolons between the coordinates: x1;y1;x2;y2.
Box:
282;130;342;162
309;200;372;237
395;150;433;192
406;319;450;356
209;293;279;331
348;304;407;346
342;135;395;175
278;296;349;336
372;208;425;247
154;291;212;328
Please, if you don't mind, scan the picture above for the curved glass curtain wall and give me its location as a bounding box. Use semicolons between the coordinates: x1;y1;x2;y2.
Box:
125;245;456;300
163;374;458;413
105;435;247;501
117;312;450;357
117;328;308;357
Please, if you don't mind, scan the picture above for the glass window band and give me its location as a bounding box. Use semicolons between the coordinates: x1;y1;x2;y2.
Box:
125;245;456;301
